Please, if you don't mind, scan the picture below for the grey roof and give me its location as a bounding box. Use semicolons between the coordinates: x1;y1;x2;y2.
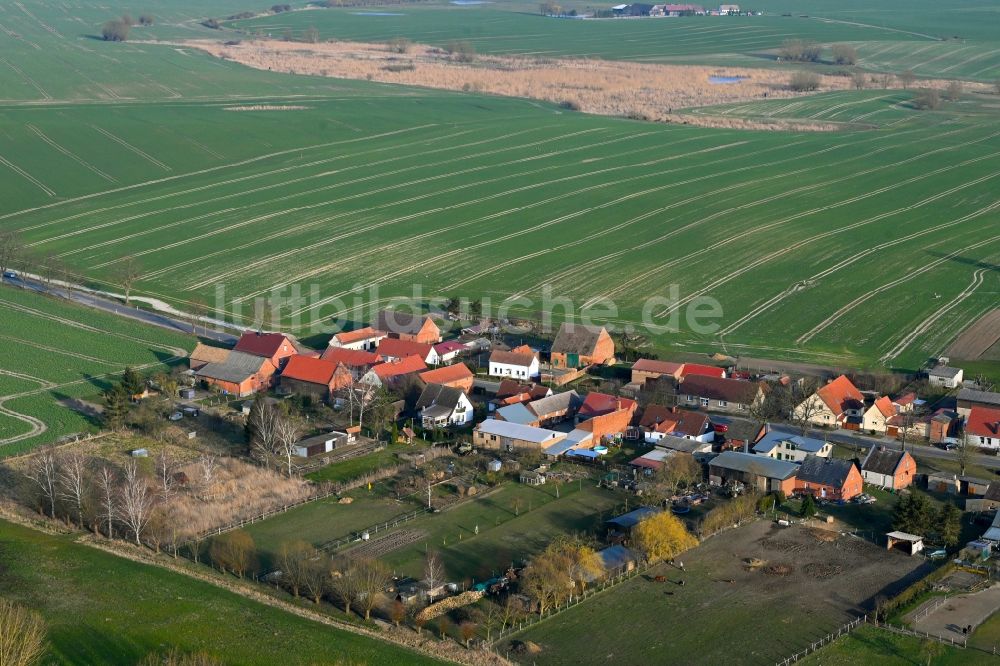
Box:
373;309;437;336
723;419;761;443
529;390;582;417
416;383;465;411
929;365;962;379
606;506;660;529
958;388;1000;407
598;545;634;571
551;322;608;356
709;451;798;480
862;447;906;476
753;430;828;455
496;402;538;425
797;456;856;488
475;419;564;443
195;350;268;383
657;435;711;454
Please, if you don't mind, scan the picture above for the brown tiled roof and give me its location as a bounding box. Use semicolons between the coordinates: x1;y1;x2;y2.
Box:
419;363;473;386
551;323;607;356
334;326;384;345
191;343;230;365
490;350;535;367
680;375;760;403
632;359;682;376
234;331;295;359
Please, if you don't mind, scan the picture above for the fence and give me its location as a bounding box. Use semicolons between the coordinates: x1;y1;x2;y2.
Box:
293;441;386;475
872;619;968;648
911;595;949;622
774;615;867;665
316;507;431;553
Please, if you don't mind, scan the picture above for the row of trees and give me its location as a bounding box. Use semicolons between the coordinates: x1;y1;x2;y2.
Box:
893;492;962;547
699;493;759;537
101;13;153;42
520;537;603;614
779;40;857;65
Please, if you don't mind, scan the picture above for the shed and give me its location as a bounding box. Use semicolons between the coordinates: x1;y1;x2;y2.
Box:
293;431;349;458
487;459;503;473
520;469;546;486
886;531;924;555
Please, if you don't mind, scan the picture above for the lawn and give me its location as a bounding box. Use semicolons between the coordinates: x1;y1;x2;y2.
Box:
800;625;997;666
0;519;443;665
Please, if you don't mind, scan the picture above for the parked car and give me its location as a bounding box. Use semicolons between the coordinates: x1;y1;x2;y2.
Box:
2;270;16;280
168;412;183;421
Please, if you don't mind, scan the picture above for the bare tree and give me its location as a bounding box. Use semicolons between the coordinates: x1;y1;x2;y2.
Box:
355;558;391;620
277;540;316;598
0;599;47;666
96;465;117;538
115;255;142;305
957;430;973;476
0;231;24;281
330;560;362;616
246;398;279;465
275;416;302;477
154;449;175;502
899;70;916;89
57;450;88;528
784;377;822;435
346;378;378;430
301;557;329;604
423;549;445;602
24;448;59;519
946;80;963;101
119;459;154;545
198;454;218;489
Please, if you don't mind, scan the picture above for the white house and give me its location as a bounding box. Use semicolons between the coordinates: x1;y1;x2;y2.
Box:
328;326;387;352
752;428;832;463
489;348;540;381
862;396;896;434
416;384;474;428
928;365;963;389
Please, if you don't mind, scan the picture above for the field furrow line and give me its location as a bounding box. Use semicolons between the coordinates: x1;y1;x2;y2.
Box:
939;47;1000;74
0;57;51;99
89;125;171;172
0;152;55;197
27;123;117;183
0;369;55;391
799;238;1000;346
878;269;987;363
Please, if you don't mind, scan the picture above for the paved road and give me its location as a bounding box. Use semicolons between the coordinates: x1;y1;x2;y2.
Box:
3;275;238;345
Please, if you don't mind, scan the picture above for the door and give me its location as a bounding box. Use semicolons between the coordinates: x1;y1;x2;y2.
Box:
567;353;579;368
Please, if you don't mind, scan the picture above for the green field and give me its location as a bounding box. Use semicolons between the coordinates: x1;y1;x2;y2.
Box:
0;519;442;665
801;625;996;666
0;286;195;454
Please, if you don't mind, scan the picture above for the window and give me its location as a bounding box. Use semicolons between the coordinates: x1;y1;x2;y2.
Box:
718;400;728;407
700;398;709;407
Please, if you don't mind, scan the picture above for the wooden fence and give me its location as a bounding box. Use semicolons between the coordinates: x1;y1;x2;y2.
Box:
774;616;867;665
316;507;432;553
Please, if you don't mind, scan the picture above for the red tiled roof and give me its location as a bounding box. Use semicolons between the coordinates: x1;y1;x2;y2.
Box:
967;406;1000;439
281;355;337;385
639;405;709;437
680;375;762;404
893;392;917;407
334;326;385;345
420;363;473;386
373;356;427;379
680;363;726;380
872;395;895;419
434;341;467;355
234;331;295;359
632;359;683;376
320;347;381;367
377;338;433;360
815;375;864;416
579;392;637;418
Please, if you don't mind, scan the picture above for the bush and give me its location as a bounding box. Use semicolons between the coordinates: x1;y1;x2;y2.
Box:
101;19;130;41
302;26;320;43
202;18;221;29
913;88;941;110
831;43;858;65
138;14;154;26
789;71;821;92
383;63;416;72
445;40;476;63
559;99;581;111
387;37;412;54
780;39;821;63
272;3;292;12
945;80;963;101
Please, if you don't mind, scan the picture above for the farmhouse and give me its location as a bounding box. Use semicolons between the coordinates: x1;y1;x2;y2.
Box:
528;390;583;425
376;338;440;365
195;350;276;396
373;309;441;344
928;364;964;389
433;340;467;365
861;447;916;491
719;419;765;452
188;343;230;371
794;375;864;426
489;347;540;380
639;405;713;443
328;326;387;352
967;406;1000;449
752;427;832;462
708;451;797;494
493;380;551;407
794;456;862;501
319;347;382;378
719;3;739;13
280;355;351;401
361;356;428;387
957;388;1000;418
416;384;474;428
233;330;298;371
630;358;683;385
679;375;763;414
578;398;638;444
650;3;704;16
473;419;567;452
418;363;474;393
550;323;615;369
862;396;896;434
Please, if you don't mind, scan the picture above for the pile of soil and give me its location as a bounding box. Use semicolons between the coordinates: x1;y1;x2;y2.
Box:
804;563;842;579
764;563;794;576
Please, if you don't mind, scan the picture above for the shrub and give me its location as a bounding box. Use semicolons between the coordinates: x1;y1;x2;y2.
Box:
780;39;821;63
387;37;412;54
913;88;941;110
202;18;221;29
272;3;292;12
945;80;963;101
559;99;581;111
303;26;320;43
445;40;476;63
383;63;416;72
831;43;858;65
101;19;130;41
138;14;154;26
789;71;820;92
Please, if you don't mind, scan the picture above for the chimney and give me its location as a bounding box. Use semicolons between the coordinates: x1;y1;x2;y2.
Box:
616;399;622;411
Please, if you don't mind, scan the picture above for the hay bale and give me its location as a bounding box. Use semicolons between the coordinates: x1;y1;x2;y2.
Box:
338;496;354;504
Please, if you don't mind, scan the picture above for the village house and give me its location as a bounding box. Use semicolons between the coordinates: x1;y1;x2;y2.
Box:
862;396;896;434
577;398;638;445
373;309;442;344
578;392;637;420
719;3;739;13
679;363;726;380
928;364;964;389
656;435;713;455
280;355;352;402
433;340;467;365
678;375;764;414
195;350;277;397
495;402;540;427
719;420;766;452
473;419;567;452
529;390;583;426
492;379;551;408
861;447;916;491
794;375;864;427
630;358;684;385
233;330;299;371
489;347;540;380
957;388;1000;418
360;356;428;387
550;323;615;369
416;384;474;428
650;3;705;16
752;427;832;463
929;409;959;444
418;363;475;394
319;347;382;379
893;392;918;413
327;326;387;352
794;456;862;501
376;338;440;366
188;342;230;371
639;405;713;443
967;406;1000;449
708;451;797;495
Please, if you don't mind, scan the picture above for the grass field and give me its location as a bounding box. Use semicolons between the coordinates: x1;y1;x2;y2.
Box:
0;519;442;665
800;625;996;665
0;285;195;454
